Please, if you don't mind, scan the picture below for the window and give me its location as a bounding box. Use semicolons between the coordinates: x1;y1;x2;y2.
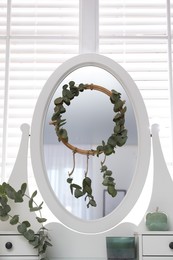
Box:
0;0;173;183
0;0;79;181
99;0;173;171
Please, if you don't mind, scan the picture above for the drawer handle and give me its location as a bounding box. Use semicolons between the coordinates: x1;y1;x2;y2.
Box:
169;242;173;249
5;242;13;249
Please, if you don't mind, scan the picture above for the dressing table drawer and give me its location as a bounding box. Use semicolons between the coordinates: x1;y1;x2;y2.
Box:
143;235;173;256
0;233;38;258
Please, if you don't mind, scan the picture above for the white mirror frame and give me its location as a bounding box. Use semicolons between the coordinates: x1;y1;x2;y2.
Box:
30;53;151;234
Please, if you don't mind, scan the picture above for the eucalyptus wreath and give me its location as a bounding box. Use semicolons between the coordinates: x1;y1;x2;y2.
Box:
0;182;52;260
50;81;128;208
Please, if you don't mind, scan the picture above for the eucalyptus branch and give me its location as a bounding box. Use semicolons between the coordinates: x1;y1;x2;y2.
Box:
0;182;52;259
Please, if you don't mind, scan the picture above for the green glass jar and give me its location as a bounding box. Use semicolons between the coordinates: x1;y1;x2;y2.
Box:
146;207;169;231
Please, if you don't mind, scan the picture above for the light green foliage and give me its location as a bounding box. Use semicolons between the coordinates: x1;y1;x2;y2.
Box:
0;182;52;259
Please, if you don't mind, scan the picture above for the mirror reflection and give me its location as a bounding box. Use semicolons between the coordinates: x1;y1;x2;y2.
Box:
43;66;138;220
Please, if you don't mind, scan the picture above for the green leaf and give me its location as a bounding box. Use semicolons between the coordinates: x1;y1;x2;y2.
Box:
31;190;37;199
36;217;47;223
78;83;85;91
0;185;5;195
108;185;117;197
69;81;75;87
89;199;97;207
104;144;114;156
114;125;121;134
0;196;8;207
114;100;124;112
0;215;9;221
74;188;83;198
4;204;11;214
22;221;31;228
100;165;107;172
60;105;66;114
107;135;117;147
103;170;112;177
17;223;27;234
70;184;82;190
117;135;128;147
67;177;73;184
51;110;61;121
30;201;43;212
20;183;27;196
29;236;39;247
63;88;74;100
54;97;63;105
63;96;70;105
83;177;91;186
14;190;23;203
29;198;33;209
58;128;68;141
4;184;16;200
84;185;92;195
10;215;19;225
23;229;35;241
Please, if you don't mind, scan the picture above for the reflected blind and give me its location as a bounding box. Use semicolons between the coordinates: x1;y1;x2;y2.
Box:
0;0;79;181
99;0;173;169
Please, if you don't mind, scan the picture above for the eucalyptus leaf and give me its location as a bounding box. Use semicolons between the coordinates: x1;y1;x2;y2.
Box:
14;190;23;203
29;236;39;247
23;229;35;241
4;204;11;214
54;97;63;105
100;165;107;172
0;196;8;207
20;183;27;196
0;214;9;221
67;177;73;184
58;128;68;141
74;188;84;198
4;184;16;200
36;217;47;223
22;220;31;228
108;185;117;197
114;99;124;112
17;223;27;234
31;190;37;199
10;215;19;225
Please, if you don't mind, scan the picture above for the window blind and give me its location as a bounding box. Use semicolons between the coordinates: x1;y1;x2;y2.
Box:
0;0;79;181
99;0;173;169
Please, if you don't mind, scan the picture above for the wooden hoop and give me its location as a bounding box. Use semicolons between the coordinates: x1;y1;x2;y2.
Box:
61;84;112;155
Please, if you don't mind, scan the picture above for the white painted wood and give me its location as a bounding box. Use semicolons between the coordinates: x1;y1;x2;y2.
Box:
79;0;99;53
138;124;173;231
0;255;38;260
0;234;38;256
45;222;138;259
0;124;40;232
143;234;173;255
143;258;168;260
31;53;150;234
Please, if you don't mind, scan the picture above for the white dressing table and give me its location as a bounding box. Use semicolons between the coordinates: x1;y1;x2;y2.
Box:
0;232;38;260
4;54;173;260
139;232;173;260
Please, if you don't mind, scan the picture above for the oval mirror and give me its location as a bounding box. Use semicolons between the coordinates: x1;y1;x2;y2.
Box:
30;54;151;233
44;66;137;220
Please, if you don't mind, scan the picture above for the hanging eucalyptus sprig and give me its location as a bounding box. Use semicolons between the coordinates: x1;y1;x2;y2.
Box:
50;81;128;208
67;154;97;208
0;182;52;260
100;155;117;197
